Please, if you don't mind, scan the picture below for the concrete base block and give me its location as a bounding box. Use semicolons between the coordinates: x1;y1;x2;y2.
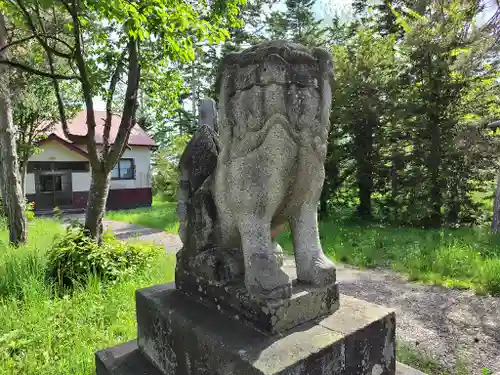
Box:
134;283;398;375
96;341;162;375
176;268;340;334
96;341;427;375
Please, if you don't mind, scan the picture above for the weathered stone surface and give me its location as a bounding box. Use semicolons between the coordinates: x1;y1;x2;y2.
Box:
97;340;426;375
213;41;336;300
176;123;220;264
176;265;339;334
136;283;397;375
96;340;162;375
176;40;337;306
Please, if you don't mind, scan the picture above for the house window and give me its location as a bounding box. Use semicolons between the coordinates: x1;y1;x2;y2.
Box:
112;159;135;180
39;175;62;192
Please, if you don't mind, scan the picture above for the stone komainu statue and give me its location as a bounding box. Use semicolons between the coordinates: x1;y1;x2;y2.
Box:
176;41;335;301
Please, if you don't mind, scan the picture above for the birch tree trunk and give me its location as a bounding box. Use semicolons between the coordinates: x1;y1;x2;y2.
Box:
0;13;27;245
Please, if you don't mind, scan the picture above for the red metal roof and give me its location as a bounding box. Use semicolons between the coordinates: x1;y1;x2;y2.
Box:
51;110;155;147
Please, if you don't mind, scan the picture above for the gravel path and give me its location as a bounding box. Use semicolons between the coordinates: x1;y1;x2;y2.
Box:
98;218;500;373
332;263;499;373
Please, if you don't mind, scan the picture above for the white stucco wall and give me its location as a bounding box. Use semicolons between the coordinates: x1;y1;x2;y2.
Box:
110;147;152;190
25;141;152;195
29;140;88;162
26;140;90;195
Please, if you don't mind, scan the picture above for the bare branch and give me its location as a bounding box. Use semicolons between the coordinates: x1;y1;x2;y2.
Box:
0;59;80;80
107;37;141;169
0;35;36;54
103;49;127;156
45;40;85;144
43;34;74;55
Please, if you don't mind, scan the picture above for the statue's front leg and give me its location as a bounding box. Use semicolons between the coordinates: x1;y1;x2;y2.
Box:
290;204;336;285
238;214;291;301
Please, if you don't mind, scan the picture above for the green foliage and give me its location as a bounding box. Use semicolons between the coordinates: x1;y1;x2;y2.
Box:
325;0;500;227
10;67;82;171
0;198;33;221
24;201;35;222
152;134;191;201
267;0;327;47
1;0;247;242
0;217;175;375
46;223;161;290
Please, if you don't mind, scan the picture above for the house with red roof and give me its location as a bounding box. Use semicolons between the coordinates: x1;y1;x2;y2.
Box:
25;110;155;212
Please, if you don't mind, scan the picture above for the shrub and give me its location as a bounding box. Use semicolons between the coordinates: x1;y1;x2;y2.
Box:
46;223;160;289
25;201;35;222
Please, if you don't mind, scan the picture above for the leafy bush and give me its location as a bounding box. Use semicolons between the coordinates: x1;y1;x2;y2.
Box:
25;201;35;222
0;198;34;221
46;223;160;289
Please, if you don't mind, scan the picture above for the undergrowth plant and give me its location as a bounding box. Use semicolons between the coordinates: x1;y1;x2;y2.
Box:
46;222;161;290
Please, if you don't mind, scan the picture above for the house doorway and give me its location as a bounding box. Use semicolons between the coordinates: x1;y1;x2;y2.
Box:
34;171;73;210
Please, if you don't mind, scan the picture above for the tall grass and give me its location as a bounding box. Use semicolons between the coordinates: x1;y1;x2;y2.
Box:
0;218;64;299
0;218;176;375
278;217;500;295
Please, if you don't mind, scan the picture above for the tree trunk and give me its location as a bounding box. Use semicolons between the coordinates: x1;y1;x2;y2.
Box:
428;119;442;228
84;168;111;242
355;120;374;220
319;161;339;219
319;183;330;219
491;174;500;233
0;13;27;245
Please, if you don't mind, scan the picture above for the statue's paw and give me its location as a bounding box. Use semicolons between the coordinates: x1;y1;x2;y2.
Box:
245;253;292;301
298;253;336;286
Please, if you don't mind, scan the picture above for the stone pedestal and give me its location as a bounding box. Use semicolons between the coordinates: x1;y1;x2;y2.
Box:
175;267;340;334
97;282;406;375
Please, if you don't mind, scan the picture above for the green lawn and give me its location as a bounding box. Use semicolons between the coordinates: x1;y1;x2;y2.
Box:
0;218;175;375
106;199;179;233
108;198;500;296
